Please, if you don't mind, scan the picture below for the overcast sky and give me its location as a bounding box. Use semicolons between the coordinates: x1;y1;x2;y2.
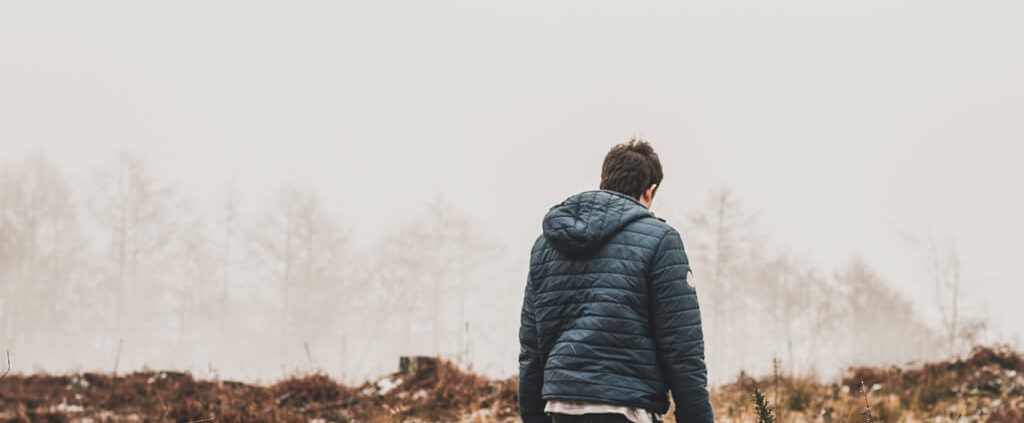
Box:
2;1;1022;345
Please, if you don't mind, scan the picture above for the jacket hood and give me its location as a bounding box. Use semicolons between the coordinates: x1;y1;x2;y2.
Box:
542;190;654;258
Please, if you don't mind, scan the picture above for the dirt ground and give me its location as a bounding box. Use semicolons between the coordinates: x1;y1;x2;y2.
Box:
0;346;1020;423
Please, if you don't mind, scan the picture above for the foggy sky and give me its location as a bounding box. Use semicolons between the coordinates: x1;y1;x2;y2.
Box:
2;0;1022;351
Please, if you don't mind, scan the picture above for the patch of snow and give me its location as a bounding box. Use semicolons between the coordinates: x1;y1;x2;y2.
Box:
376;377;402;395
458;408;494;423
53;402;84;413
70;375;90;389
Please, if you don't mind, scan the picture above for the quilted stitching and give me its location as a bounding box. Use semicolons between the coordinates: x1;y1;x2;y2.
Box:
519;190;713;423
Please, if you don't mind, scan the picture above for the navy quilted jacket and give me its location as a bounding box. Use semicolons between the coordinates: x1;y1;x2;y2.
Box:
519;190;713;423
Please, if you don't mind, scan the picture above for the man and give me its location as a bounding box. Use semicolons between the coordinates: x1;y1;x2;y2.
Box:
519;139;713;423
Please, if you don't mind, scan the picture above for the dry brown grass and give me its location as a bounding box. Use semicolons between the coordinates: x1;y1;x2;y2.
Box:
0;359;518;423
0;346;1020;422
708;345;1023;423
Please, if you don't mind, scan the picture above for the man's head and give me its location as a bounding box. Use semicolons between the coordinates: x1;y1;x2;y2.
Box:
600;138;663;208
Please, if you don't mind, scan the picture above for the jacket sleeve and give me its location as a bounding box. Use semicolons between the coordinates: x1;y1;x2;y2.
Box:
649;229;714;423
519;273;550;423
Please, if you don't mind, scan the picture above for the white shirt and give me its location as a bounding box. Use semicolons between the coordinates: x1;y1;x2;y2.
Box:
545;400;658;423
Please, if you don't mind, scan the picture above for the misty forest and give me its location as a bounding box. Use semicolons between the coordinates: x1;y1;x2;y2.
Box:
0;150;981;383
3;146;1022;423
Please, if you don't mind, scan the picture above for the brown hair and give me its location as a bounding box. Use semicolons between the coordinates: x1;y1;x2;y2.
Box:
600;138;663;200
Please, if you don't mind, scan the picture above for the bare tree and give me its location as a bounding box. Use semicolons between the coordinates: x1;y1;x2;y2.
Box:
678;188;944;377
217;184;239;338
687;186;758;371
249;185;349;365
89;151;177;339
834;259;942;364
923;234;966;356
0;164;20;349
372;196;501;359
173;200;219;349
373;223;427;354
757;256;815;369
901;226;980;358
0;155;82;356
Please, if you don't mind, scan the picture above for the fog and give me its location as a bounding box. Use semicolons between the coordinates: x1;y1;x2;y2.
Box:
1;1;1022;384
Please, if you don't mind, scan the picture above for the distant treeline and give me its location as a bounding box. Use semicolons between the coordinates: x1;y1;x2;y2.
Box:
0;152;967;382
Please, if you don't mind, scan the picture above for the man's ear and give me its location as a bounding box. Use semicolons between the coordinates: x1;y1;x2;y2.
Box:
645;184;657;200
640;184;657;207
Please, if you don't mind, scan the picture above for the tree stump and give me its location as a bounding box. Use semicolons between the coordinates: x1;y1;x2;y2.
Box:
399;356;438;376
